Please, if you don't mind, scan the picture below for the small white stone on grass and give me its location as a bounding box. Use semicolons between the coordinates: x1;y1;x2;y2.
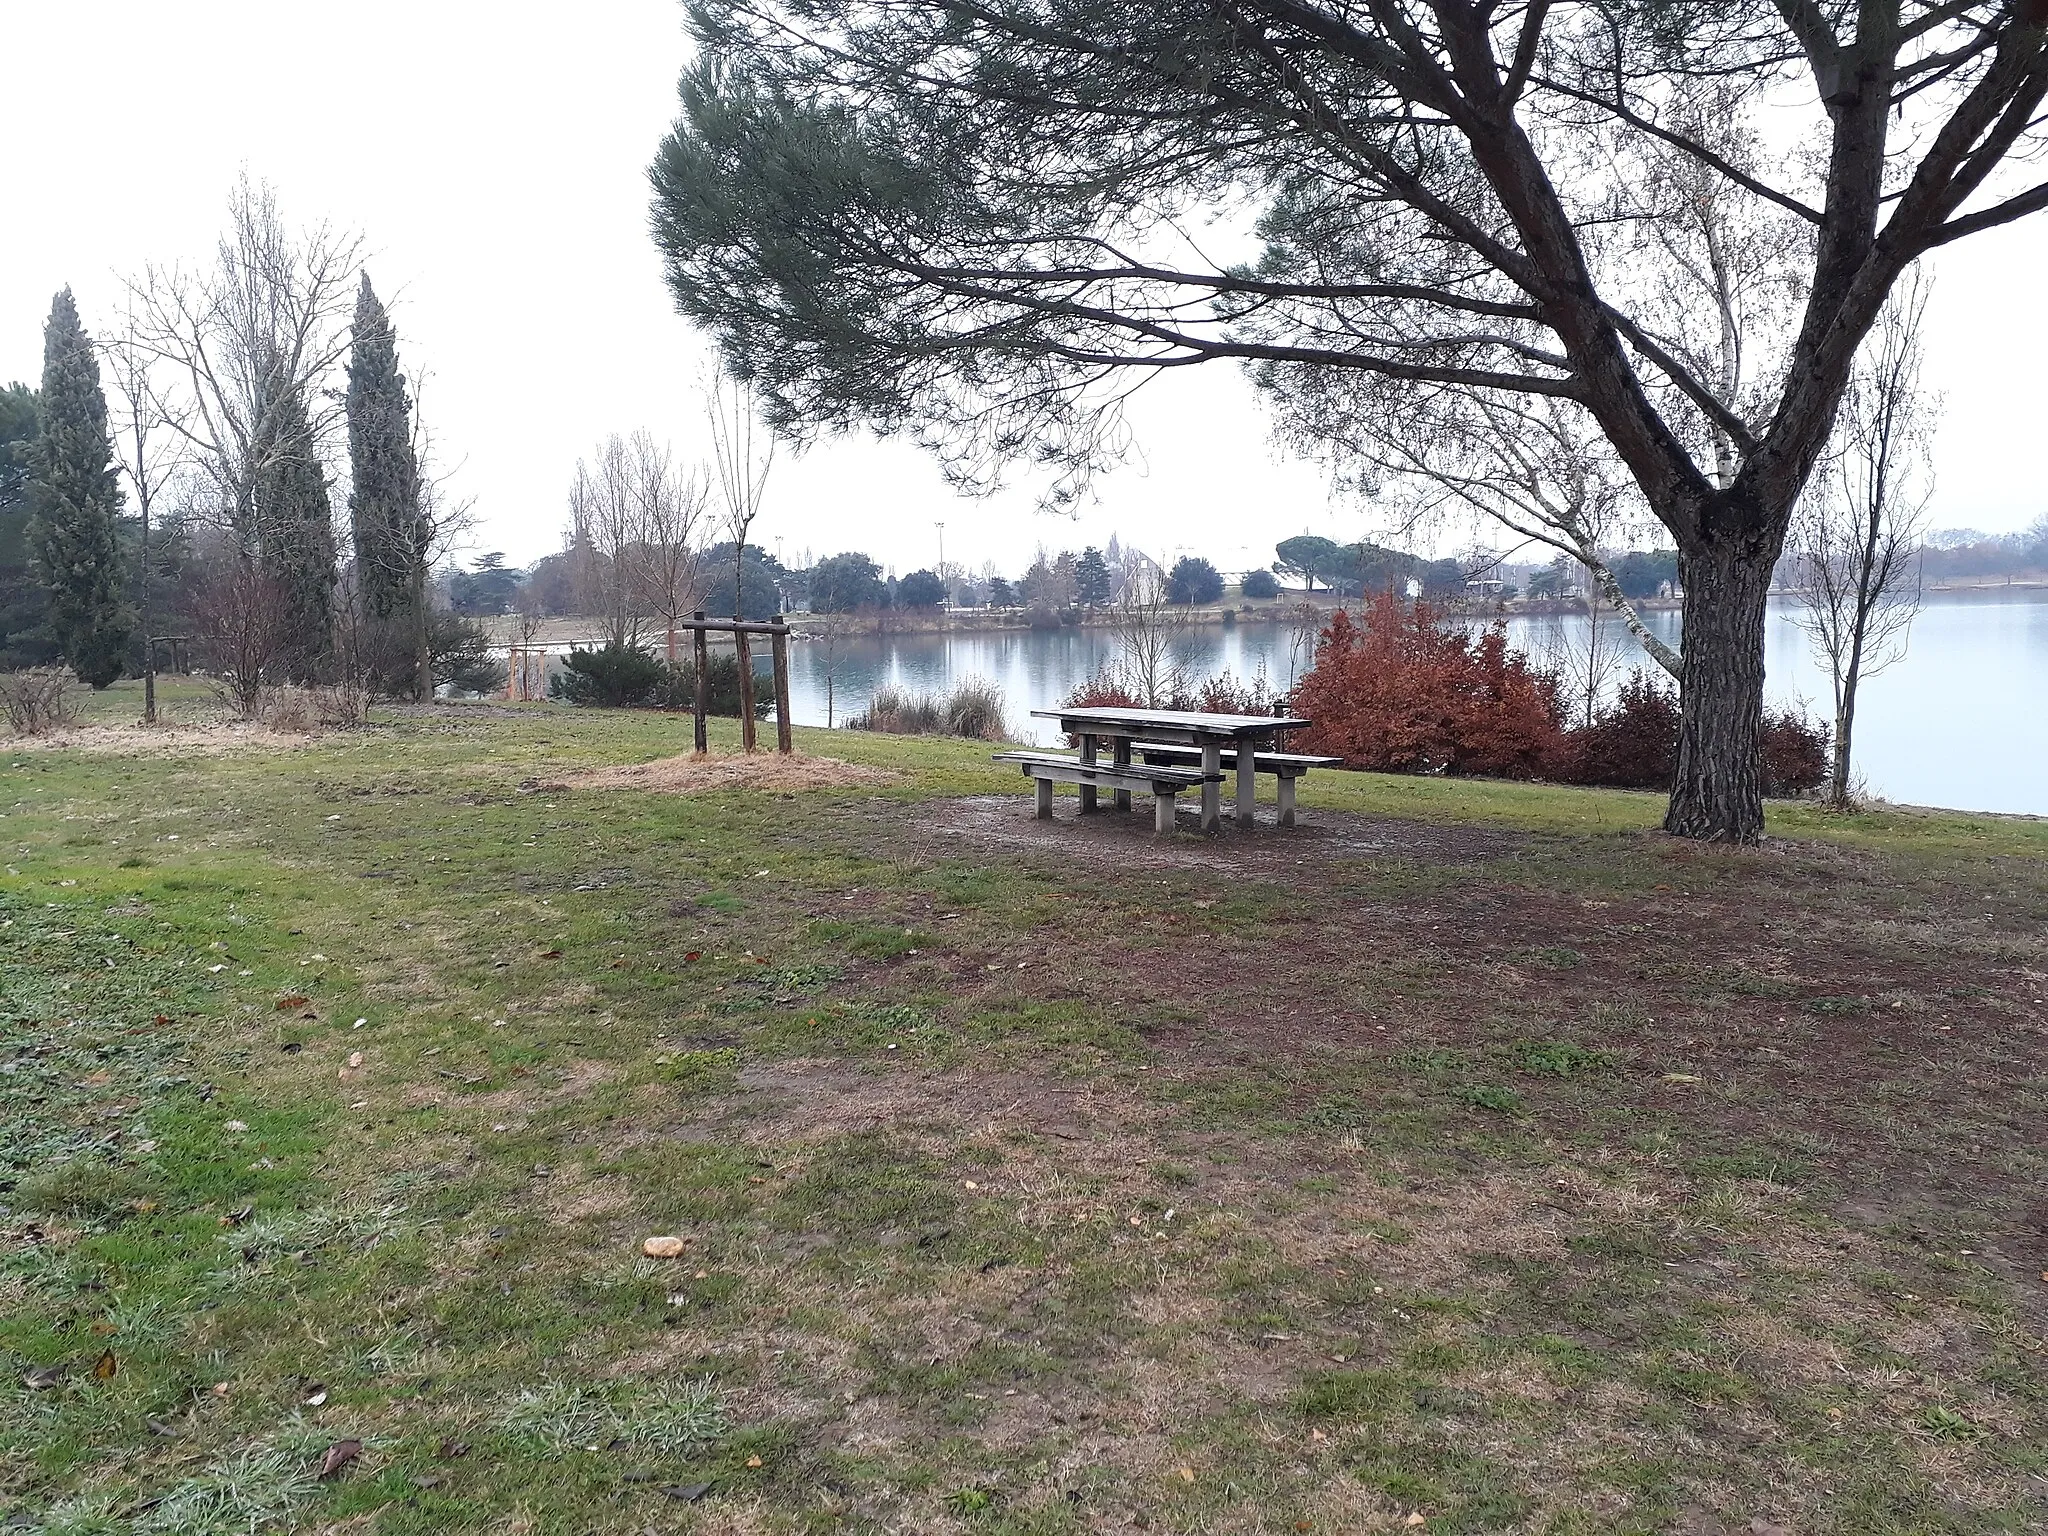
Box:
643;1235;688;1259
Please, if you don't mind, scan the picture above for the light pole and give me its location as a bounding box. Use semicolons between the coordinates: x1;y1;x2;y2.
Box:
935;521;945;578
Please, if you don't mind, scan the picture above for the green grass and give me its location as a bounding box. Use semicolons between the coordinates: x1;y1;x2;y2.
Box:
1;681;2044;1534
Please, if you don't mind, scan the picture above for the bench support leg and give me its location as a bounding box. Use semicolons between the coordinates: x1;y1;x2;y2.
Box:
1235;749;1257;830
1078;733;1098;814
1278;773;1297;828
1112;737;1132;812
1035;776;1054;820
1155;788;1177;836
1200;741;1222;834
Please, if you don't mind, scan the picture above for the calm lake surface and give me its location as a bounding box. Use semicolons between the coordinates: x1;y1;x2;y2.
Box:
778;592;2048;816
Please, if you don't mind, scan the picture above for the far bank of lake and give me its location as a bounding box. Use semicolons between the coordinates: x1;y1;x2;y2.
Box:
777;590;2048;818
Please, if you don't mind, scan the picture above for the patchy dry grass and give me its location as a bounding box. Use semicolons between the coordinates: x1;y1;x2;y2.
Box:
1;683;2043;1534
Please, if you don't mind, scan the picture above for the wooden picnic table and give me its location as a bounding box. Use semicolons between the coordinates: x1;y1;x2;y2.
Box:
1031;706;1313;833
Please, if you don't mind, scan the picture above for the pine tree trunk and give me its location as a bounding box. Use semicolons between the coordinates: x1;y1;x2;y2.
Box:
1663;542;1773;843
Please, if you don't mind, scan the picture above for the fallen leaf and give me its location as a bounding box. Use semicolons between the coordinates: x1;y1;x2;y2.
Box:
663;1482;714;1502
683;951;702;963
642;1235;688;1259
1405;1515;1426;1528
346;1051;363;1069
1177;1466;1195;1483
435;1438;470;1460
746;1454;764;1468
540;948;562;959
276;995;310;1010
91;1350;118;1381
318;1439;362;1479
302;1383;329;1407
23;1364;66;1391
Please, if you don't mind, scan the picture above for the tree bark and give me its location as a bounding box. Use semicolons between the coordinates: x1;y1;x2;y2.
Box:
1664;542;1774;843
411;567;431;703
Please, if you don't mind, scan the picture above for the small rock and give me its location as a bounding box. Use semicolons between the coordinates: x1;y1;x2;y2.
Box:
642;1235;688;1259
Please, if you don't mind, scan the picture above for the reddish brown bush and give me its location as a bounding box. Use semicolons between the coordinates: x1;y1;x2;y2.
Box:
1292;595;1566;778
1062;668;1143;712
1761;708;1830;796
1566;670;1679;789
1556;669;1828;797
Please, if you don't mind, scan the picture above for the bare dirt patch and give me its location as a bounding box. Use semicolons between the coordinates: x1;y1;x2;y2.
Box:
908;793;1520;873
543;750;901;796
5;723;328;757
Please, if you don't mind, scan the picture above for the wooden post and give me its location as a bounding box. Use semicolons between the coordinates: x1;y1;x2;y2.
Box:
771;617;793;755
1154;786;1176;836
691;611;710;755
1077;732;1098;813
1236;743;1257;830
1035;776;1054;819
736;628;758;752
1199;740;1222;833
1112;737;1132;812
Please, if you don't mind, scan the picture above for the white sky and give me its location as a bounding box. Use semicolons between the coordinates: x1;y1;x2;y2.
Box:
5;2;2043;578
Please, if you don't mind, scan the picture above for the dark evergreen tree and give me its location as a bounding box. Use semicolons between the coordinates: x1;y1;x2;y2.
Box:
1075;546;1111;607
345;274;428;694
254;382;337;682
897;568;946;608
809;551;887;613
0;381;56;668
28;291;130;687
1165;555;1223;607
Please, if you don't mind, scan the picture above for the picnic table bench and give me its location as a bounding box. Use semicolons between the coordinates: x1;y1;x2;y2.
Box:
990;750;1214;835
1131;742;1342;827
1006;705;1322;833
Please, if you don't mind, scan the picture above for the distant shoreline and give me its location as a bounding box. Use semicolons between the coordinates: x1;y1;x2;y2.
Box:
484;581;2048;651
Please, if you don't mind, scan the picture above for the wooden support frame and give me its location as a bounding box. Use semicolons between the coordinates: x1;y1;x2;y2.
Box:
677;611;794;756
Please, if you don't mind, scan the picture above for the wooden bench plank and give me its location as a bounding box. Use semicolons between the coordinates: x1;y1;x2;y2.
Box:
991;751;1207;835
1132;743;1342;769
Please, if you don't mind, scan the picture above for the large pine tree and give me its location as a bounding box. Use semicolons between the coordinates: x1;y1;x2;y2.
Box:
28;291;130;687
345;275;429;697
254;381;337;683
0;381;54;668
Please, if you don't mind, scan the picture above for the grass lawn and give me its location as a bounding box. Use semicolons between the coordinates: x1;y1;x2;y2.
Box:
3;681;2044;1535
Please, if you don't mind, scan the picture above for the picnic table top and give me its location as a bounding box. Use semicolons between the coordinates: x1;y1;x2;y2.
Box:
1032;705;1312;736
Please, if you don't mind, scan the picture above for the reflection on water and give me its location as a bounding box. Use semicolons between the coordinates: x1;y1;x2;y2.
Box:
782;593;2048;816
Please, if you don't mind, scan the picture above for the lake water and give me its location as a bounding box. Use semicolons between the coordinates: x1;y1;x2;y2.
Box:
775;591;2048;816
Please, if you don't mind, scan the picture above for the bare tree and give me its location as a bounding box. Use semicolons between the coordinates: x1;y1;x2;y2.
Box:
812;609;857;727
103;311;188;724
1107;564;1185;707
567;436;647;649
126;176;361;547
624;431;710;663
706;374;774;620
185;531;292;718
1792;277;1935;809
1547;583;1631;732
1357;393;1683;680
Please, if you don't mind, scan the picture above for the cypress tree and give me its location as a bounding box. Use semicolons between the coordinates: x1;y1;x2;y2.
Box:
28;290;130;687
254;381;337;683
345;274;428;696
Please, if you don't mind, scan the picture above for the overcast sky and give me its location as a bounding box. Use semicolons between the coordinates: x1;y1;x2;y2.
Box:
5;2;2044;579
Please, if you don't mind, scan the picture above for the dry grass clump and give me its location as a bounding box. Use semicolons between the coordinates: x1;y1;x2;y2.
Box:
554;750;900;795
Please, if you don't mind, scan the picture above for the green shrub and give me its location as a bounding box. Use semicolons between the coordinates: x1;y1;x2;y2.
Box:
552;643;668;707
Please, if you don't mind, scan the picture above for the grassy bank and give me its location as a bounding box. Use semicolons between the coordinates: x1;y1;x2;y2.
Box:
3;683;2044;1534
